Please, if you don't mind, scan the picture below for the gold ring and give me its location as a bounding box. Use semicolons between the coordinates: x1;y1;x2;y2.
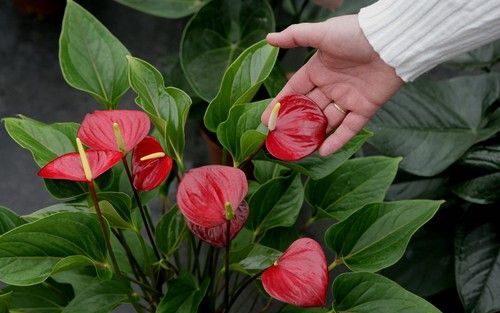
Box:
332;102;347;114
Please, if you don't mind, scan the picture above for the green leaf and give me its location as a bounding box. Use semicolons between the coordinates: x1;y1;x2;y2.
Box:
382;228;454;297
252;160;290;184
0;212;107;286
247;174;304;238
230;244;282;275
0;206;25;235
325;200;443;272
155;206;188;257
217;99;269;165
1;282;72;313
24;203;87;221
204;40;279;131
181;0;275;101
262;129;372;180
455;222;500;313
264;63;288;98
156;272;209;313
368;74;500;176
127;56;191;164
92;201;130;229
386;177;449;201
260;226;299;251
453;172;500;204
113;0;210;18
446;39;500;70
62;278;131;313
95;192;132;225
59;0;130;108
3;116;75;167
306;156;400;221
460;144;500;171
332;272;442;313
43;180;88;201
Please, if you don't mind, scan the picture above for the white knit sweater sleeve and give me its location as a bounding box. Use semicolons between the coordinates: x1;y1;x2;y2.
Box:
358;0;500;81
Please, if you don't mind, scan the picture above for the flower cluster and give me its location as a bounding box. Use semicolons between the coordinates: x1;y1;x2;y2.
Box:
38;109;328;308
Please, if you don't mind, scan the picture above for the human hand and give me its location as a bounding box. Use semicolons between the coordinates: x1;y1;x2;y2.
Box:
262;15;403;156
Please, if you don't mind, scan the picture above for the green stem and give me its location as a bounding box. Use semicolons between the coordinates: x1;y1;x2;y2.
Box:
224;220;231;312
122;158;161;261
87;181;121;275
227;271;264;312
328;258;343;271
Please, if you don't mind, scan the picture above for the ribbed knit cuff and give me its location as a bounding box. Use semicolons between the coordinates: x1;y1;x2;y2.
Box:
358;0;500;81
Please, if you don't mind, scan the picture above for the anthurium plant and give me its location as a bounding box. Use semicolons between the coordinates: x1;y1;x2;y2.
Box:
1;1;499;313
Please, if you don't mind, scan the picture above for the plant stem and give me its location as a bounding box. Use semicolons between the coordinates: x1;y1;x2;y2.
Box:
227;271;264;312
112;229;149;283
224;220;231;312
87;181;121;275
328;258;343;271
121;157;161;261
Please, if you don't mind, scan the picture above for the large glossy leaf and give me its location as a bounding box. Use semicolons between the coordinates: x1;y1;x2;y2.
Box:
61;279;131;313
113;0;210;18
447;39;500;70
155;206;188;257
128;56;191;164
156;272;209;313
262;129;372;180
0;212;107;286
460;144;500;171
0;282;72;313
247;174;304;238
386;177;449;201
181;0;275;101
217;99;269;165
306;156;400;220
368;74;500;176
252;160;290;184
0;206;25;235
456;222;500;313
332;272;441;313
325;200;442;272
453;172;500;204
59;0;129;108
3;116;75;167
204;40;279;131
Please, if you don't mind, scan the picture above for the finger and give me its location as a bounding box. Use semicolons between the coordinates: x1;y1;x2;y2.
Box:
319;113;368;156
262;64;315;125
305;88;331;110
323;102;347;132
266;22;327;49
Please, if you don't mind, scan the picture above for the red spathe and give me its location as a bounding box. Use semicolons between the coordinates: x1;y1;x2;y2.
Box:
38;150;122;182
78;110;150;153
177;165;248;228
262;238;328;307
266;94;327;161
132;136;173;191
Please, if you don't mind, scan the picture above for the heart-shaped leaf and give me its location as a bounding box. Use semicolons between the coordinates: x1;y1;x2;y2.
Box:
0;212;107;286
181;0;275;101
325;200;443;272
204;40;279;131
59;0;130;108
247;174;303;239
217;99;269;165
332;272;442;313
368;74;500;176
306;156;400;221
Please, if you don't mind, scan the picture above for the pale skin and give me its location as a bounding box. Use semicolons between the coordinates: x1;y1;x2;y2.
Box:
262;14;404;156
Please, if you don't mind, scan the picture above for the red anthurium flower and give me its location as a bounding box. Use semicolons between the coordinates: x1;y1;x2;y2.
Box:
132;136;173;191
262;238;328;307
78;110;150;153
38;150;122;182
265;94;328;161
177;165;248;228
187;201;249;247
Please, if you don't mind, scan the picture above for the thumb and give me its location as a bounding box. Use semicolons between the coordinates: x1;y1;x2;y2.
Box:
266;22;327;49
